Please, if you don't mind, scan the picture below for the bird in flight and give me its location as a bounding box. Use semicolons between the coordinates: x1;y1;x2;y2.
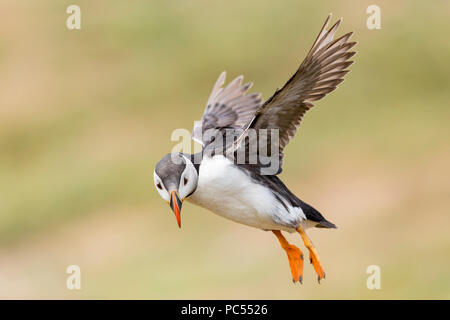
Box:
154;14;356;283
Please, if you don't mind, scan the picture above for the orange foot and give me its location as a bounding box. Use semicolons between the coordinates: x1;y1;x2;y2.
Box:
273;230;304;283
296;225;325;283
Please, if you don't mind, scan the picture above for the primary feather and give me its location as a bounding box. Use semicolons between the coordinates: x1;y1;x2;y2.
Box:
192;72;262;146
237;14;357;170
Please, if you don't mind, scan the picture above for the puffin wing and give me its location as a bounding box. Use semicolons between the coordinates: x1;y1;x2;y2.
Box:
192;72;262;146
236;14;356;171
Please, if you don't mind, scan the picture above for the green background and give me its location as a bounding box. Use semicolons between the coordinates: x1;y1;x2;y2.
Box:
0;0;449;299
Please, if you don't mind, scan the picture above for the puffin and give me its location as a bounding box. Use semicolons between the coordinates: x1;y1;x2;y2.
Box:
153;14;356;283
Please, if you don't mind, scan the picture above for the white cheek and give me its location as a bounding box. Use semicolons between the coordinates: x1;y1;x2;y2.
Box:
178;156;198;199
179;178;196;199
157;187;169;202
154;171;169;202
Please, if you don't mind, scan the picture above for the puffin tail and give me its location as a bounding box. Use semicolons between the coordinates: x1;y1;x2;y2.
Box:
298;198;337;229
316;219;337;229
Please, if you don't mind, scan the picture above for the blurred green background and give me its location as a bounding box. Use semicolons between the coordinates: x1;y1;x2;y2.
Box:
0;0;449;299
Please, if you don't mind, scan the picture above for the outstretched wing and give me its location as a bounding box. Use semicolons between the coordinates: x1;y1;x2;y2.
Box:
237;14;356;169
192;72;262;146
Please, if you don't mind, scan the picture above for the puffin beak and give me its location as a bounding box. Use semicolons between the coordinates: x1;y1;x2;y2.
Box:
169;190;182;228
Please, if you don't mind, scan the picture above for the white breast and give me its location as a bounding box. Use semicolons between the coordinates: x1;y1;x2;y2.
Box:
187;155;305;232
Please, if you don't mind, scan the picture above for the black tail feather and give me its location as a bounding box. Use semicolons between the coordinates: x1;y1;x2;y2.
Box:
297;199;337;229
317;220;337;229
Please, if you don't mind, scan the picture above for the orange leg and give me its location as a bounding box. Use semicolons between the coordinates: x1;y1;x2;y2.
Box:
272;230;304;283
296;225;326;283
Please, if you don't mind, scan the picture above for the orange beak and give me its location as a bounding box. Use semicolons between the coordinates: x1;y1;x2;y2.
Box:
169;190;182;228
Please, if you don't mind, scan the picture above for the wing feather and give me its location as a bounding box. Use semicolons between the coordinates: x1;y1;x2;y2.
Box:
237;14;356;171
192;72;262;146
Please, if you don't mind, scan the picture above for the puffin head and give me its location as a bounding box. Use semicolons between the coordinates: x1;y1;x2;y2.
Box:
153;153;198;228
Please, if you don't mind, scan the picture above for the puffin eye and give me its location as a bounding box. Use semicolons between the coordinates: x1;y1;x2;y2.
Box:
184;177;188;186
156;183;162;190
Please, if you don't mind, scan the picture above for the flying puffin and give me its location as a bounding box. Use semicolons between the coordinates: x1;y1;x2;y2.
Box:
154;14;356;283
